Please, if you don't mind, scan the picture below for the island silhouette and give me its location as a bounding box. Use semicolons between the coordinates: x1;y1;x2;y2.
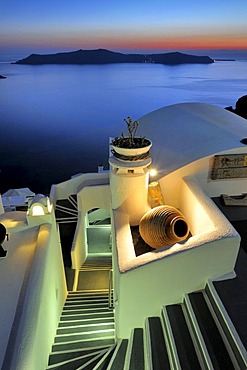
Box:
14;48;214;65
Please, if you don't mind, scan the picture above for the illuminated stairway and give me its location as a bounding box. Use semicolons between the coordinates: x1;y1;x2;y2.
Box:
46;291;115;369
160;283;247;369
47;281;247;369
76;256;112;292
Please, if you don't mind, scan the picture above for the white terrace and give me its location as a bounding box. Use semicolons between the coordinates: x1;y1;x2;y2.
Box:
0;103;247;369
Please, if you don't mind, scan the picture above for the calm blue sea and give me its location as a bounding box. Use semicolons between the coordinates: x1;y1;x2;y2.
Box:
0;51;247;193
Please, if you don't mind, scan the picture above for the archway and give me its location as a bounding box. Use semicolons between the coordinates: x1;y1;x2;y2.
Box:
86;208;111;255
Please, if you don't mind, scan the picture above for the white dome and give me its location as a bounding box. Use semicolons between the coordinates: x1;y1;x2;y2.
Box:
135;103;247;175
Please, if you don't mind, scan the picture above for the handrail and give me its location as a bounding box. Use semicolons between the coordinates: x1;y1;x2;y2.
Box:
108;268;113;309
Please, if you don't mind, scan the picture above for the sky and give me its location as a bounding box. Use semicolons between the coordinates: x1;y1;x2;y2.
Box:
1;0;247;56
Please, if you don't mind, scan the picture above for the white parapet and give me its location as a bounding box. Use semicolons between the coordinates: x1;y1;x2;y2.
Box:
112;176;240;338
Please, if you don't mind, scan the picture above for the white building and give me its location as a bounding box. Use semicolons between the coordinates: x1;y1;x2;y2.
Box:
0;103;246;369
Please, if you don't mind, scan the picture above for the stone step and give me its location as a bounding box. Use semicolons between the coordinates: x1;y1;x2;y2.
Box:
60;311;113;321
48;346;107;366
63;303;109;312
90;344;116;370
52;337;115;352
54;328;115;343
188;291;235;370
146;317;171;369
61;307;111;316
106;339;128;370
67;291;108;298
128;328;145;370
58;316;114;328
57;322;115;335
47;349;106;370
65;296;108;304
205;282;247;369
163;303;201;369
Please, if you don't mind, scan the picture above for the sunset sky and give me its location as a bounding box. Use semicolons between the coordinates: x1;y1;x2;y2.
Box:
1;0;247;56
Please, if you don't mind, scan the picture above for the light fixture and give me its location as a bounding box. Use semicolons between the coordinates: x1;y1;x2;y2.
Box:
149;168;157;177
27;194;53;216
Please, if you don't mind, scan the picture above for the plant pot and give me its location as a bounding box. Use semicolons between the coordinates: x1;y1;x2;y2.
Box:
111;139;152;161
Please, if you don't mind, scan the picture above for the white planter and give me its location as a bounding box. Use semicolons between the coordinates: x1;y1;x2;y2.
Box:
111;140;152;161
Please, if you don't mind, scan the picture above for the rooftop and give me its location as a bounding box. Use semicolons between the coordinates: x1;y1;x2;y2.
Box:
137;102;247;175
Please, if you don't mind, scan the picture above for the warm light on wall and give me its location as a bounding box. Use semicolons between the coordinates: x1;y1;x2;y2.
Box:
28;195;53;216
31;205;45;216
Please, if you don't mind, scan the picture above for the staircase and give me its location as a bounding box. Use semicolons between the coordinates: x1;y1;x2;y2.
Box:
55;194;78;267
49;197;247;368
55;194;78;224
47;279;247;369
47;291;115;369
76;257;112;292
160;283;247;370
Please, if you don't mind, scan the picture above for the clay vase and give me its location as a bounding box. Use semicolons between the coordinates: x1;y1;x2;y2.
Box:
139;205;189;249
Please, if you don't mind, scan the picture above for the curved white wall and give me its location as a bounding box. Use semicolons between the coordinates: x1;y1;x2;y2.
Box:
4;218;67;370
110;171;150;226
50;172;109;204
112;177;240;338
159;147;247;209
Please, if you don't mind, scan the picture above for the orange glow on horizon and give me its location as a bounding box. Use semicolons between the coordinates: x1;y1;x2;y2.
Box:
2;32;247;54
44;37;247;53
1;0;247;57
93;34;247;52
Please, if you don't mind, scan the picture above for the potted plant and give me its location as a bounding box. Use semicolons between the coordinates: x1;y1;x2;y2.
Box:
110;117;152;161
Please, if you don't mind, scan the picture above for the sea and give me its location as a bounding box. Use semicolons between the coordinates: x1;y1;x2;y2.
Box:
0;50;247;194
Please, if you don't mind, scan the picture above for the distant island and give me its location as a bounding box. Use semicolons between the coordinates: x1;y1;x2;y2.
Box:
14;48;214;65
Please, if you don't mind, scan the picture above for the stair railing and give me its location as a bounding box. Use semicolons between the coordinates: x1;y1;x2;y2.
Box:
108;268;114;309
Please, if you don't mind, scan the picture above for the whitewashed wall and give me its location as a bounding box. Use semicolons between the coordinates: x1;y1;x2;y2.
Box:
5;216;67;370
71;184;111;269
112;177;240;338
